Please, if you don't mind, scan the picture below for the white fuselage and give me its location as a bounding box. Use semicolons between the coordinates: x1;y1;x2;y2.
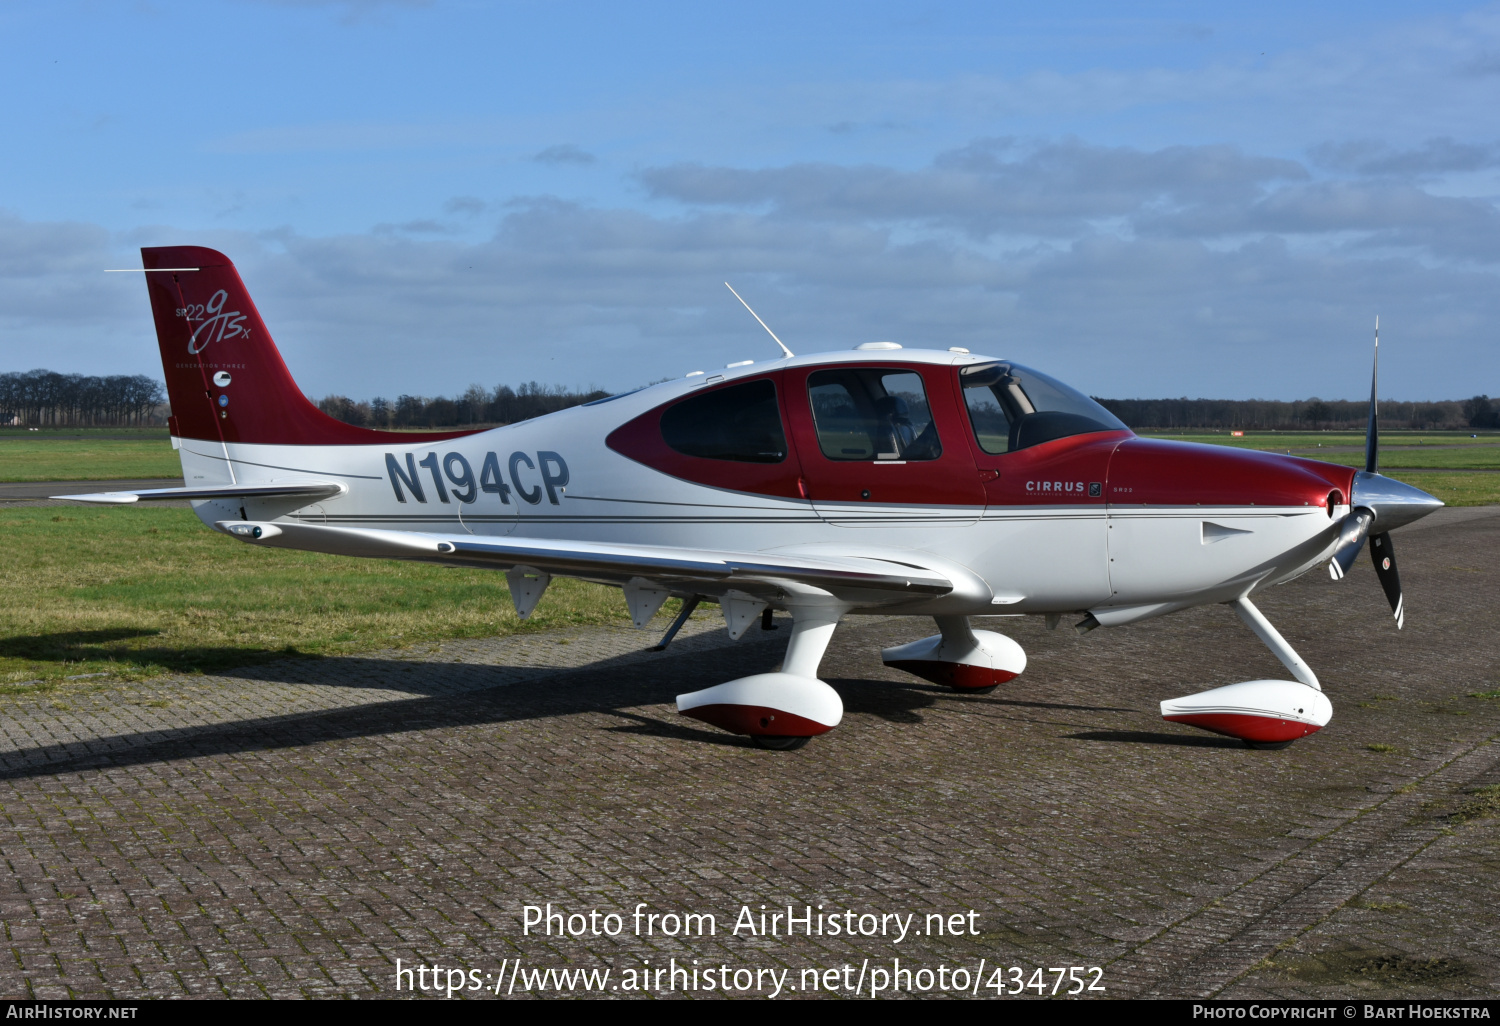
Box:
177;355;1346;624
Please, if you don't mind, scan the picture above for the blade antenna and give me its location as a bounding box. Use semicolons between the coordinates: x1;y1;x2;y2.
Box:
1365;316;1380;474
724;282;794;358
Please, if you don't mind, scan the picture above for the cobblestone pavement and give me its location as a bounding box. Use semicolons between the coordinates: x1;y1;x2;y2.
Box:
1;508;1497;1000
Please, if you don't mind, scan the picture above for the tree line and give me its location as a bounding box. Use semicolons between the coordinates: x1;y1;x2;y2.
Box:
316;381;611;429
5;366;1497;431
321;386;1500;432
1093;396;1500;431
0;369;166;427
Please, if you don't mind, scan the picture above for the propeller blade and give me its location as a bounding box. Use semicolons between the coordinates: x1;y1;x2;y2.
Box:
1369;531;1403;629
1328;507;1374;580
1365;317;1380;474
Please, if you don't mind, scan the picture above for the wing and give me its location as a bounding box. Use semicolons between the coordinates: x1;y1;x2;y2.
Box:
56;482;347;504
215;519;952;602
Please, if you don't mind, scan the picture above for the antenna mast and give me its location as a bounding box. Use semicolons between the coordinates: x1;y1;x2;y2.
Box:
724;282;794;358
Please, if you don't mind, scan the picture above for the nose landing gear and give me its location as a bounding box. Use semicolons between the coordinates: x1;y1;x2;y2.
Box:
1160;596;1332;747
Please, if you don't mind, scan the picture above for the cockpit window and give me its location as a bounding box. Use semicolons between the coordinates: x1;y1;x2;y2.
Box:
660;378;787;463
808;368;941;461
960;362;1127;454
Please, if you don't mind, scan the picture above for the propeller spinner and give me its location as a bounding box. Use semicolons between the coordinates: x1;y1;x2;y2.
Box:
1325;319;1442;628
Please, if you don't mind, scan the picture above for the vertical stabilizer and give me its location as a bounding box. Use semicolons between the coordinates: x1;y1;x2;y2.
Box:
140;246;474;445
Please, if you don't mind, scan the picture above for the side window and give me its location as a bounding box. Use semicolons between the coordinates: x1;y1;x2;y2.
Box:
963;381;1013;454
807;368;941;461
660;378;787;463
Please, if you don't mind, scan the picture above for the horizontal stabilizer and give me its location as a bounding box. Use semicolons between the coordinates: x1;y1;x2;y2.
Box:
213;519;953;597
57;482;347;504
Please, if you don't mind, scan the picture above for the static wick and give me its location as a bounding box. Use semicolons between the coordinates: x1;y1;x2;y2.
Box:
724;282;794;359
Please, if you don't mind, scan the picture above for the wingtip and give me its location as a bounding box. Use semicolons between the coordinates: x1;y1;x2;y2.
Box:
50;492;139;504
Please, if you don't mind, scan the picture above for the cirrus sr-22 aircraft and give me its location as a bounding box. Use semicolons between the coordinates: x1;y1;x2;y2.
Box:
69;246;1443;751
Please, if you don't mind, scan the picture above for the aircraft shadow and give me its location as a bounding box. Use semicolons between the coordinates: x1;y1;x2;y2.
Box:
1066;729;1246;750
601;711;752;748
989;698;1137;714
0;628;162;660
0;628;356;680
0;643;1078;778
0;639;793;779
831;678;1136;719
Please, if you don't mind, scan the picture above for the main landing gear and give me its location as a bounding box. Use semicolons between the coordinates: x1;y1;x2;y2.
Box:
676;604;848;749
1159;596;1333;748
675;595;1331;751
676;610;1029;750
880;615;1027;693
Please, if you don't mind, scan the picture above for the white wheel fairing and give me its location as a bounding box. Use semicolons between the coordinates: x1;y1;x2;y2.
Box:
677;673;844;733
1161;679;1333;744
880;628;1026;677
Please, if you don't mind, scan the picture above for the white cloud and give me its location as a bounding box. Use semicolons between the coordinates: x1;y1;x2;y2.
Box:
4;128;1498;403
639;140;1307;238
533;144;596;166
1309;137;1500;177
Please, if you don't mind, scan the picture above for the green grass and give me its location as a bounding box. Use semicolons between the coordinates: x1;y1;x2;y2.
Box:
0;427;171;438
1452;785;1500;822
1289;449;1500;470
1144;431;1500;449
1392;473;1500;507
1143;431;1500;505
0;435;181;481
0;505;643;687
7;427;1499;492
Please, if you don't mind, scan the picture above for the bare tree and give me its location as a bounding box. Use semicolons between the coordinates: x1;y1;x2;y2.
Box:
0;370;166;427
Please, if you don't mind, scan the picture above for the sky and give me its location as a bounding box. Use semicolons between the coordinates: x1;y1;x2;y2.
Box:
1;1;1498;402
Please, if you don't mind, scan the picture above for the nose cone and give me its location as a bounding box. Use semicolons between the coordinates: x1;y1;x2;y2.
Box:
1351;471;1444;532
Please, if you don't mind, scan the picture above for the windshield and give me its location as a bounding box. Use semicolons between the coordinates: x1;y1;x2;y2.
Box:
960;362;1127;454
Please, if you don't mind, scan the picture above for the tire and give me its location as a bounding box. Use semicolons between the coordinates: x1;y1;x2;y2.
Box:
1244;739;1296;751
950;685;998;695
750;735;810;751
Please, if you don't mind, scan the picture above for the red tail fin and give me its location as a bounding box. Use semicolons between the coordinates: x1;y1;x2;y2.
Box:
142;246;474;445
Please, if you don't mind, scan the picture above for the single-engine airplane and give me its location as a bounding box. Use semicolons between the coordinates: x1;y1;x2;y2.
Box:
69;246;1443;750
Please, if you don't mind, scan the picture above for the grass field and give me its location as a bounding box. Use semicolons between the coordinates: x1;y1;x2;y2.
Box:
13;429;1496;500
1141;431;1500;505
0;426;450;482
1305;449;1500;470
1144;431;1500;449
0;428;171;438
1;433;180;481
0;505;649;689
3;427;1493;691
1382;473;1500;507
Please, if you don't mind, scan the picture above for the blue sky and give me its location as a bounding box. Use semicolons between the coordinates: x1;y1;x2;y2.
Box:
2;1;1498;401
